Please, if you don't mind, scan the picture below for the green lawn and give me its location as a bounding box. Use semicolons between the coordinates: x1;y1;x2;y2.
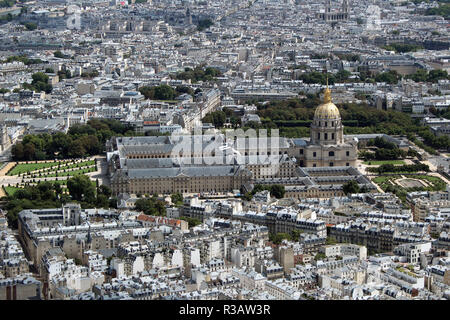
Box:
372;176;395;190
10;160;95;176
7;162;69;176
3;186;21;196
363;160;405;165
28;179;68;186
372;174;446;192
372;176;392;184
410;175;446;191
25;163;96;177
35;160;95;173
39;167;96;178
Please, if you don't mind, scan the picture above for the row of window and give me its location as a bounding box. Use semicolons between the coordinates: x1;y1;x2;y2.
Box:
310;151;350;157
311;162;350;167
127;150;292;159
317;132;335;140
317;121;337;127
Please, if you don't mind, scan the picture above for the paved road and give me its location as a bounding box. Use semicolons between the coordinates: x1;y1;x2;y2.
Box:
428;154;450;172
88;157;109;186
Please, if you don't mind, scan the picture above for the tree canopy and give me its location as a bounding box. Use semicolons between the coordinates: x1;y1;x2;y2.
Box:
11;119;136;161
382;43;423;53
135;196;167;216
171;192;183;207
4;181;68;228
67;175;96;203
174;65;222;83
197;18;214;31
138;84;193;100
342;180;360;195
22;72;52;94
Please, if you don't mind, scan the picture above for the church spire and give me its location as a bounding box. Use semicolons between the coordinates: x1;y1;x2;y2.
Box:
323;76;332;103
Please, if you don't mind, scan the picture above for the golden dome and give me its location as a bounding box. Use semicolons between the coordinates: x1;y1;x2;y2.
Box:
314;87;341;120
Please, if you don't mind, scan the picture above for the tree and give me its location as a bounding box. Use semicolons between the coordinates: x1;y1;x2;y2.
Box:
9;119;136;161
109;197;118;209
98;185;112;198
202;110;226;127
139;84;177;100
175;85;194;96
269;232;292;245
32;72;49;84
360;185;369;193
342;180;360;195
11;143;24;160
81;70;99;78
175;65;222;83
54;182;62;197
291;229;303;241
335;70;351;82
153;84;176;100
298;72;336;85
68;140;86;158
23;72;52;94
0;1;16;8
171;192;183;207
382;43;423;53
96;194;109;208
23;22;37;31
407;69;449;83
426;3;450;20
428;69;449;83
67;175;96;203
4;181;64;229
269;185;285;199
375;70;401;84
197;18;214;31
54;50;66;59
242;192;253;201
135;197;166;216
314;253;327;261
180;217;202;228
23;143;36;161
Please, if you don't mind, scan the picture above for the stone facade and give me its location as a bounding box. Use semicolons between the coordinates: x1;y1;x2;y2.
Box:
108;88;362;196
292;87;358;167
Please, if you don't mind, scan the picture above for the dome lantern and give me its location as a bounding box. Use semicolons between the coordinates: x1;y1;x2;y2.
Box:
313;86;341;120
